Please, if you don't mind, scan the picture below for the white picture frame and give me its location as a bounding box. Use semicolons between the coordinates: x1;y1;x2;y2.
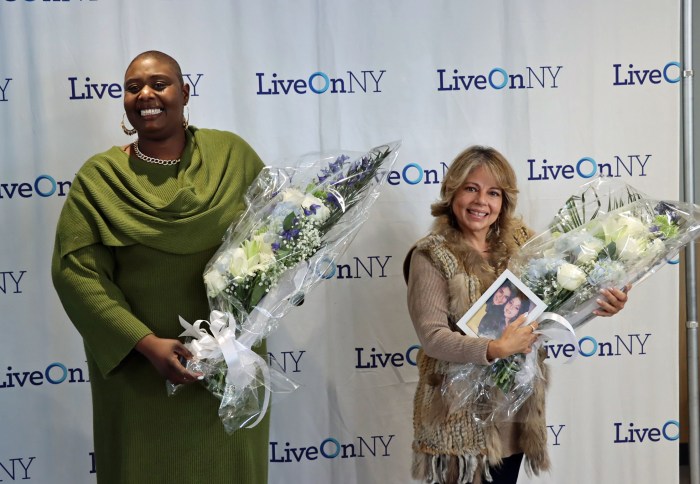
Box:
455;269;547;338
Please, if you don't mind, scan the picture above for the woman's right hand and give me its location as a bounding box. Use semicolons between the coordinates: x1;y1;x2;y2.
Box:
135;334;203;384
486;314;539;360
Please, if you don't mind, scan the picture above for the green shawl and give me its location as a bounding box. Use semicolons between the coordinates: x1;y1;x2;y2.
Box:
56;126;264;257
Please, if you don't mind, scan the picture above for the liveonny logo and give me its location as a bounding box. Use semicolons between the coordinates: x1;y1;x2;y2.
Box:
614;420;679;443
256;70;385;95
0;78;10;101
270;434;394;463
544;333;650;360
0;457;35;481
68;73;203;100
437;65;562;92
613;62;681;86
527;154;651;181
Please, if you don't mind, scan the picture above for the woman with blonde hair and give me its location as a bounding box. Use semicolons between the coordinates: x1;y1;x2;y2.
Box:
404;146;628;483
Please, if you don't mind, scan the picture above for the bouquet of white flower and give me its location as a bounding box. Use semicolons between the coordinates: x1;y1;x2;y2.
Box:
168;141;400;433
445;178;700;424
513;178;697;331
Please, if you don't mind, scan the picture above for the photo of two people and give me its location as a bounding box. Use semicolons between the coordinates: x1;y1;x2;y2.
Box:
456;270;546;338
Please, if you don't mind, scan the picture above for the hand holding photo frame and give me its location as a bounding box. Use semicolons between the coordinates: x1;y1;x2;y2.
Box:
456;269;546;339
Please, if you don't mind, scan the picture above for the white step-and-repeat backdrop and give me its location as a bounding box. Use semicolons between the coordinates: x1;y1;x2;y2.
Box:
0;1;681;483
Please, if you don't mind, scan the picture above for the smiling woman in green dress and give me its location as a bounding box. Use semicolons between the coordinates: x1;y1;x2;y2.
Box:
52;51;268;484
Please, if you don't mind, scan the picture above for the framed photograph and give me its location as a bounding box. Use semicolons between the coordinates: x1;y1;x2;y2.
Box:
456;269;546;338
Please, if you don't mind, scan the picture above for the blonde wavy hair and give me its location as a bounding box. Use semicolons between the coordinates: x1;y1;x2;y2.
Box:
431;146;519;241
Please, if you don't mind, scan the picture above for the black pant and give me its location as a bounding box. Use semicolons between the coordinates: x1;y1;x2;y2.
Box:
487;452;524;484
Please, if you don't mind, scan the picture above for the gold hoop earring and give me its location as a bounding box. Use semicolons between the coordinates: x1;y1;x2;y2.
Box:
121;114;137;136
183;105;190;130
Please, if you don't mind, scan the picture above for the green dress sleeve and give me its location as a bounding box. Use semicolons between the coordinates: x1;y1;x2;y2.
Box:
51;239;153;378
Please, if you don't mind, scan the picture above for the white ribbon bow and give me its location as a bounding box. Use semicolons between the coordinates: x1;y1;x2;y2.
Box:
178;310;271;429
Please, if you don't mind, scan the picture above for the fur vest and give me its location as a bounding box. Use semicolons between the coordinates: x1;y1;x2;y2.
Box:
405;215;550;484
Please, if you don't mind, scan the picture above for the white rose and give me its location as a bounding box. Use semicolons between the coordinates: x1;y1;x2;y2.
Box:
301;193;324;208
557;263;587;291
300;194;331;222
602;213;648;244
617;213;648;238
281;188;305;205
203;269;227;297
577;238;605;263
617;236;645;261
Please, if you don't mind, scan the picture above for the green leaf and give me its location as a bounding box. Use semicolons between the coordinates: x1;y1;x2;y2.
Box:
249;281;268;308
283;212;297;231
606;241;617;259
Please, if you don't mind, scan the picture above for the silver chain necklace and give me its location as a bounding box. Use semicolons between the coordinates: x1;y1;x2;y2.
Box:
132;141;181;166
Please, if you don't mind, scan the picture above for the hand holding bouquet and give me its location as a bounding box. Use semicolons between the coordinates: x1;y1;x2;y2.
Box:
168;142;400;433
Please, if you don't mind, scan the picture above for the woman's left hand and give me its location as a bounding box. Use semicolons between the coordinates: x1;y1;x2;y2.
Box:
593;285;631;317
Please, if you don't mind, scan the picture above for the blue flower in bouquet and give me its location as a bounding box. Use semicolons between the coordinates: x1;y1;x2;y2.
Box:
586;258;626;287
524;256;561;280
317;154;350;183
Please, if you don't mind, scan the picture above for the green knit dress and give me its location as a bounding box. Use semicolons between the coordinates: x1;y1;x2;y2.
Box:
51;127;269;484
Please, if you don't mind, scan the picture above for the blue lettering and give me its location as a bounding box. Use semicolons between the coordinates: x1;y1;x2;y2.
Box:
268;350;305;373
547;424;565;446
183;73;203;96
309;72;330;94
489;68;508;89
615;420;679;443
0;78;11;101
0;457;35;481
320;438;341;458
256;70;383;95
527;66;546;88
34;174;57;197
663;62;681;83
614;62;680;86
45;362;67;384
402;163;423;185
405;345;420;366
663;420;680;441
0;270;26;294
437;69;453;91
576;157;598;178
439;66;561;91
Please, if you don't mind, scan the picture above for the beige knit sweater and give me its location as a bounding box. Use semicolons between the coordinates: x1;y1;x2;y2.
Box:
406;250;521;466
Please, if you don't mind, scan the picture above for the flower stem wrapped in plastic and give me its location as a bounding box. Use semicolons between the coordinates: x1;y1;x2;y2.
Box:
168;141;400;433
445;178;700;424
